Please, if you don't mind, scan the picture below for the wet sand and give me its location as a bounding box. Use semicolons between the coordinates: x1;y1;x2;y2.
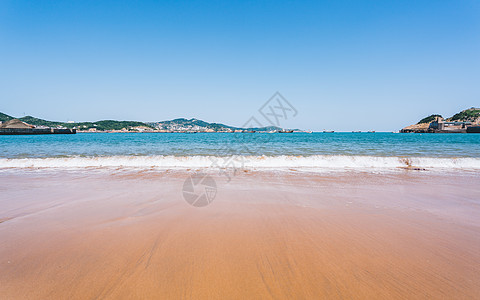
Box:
0;169;479;299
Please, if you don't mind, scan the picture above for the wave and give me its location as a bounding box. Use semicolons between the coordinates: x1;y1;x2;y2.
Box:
0;155;480;171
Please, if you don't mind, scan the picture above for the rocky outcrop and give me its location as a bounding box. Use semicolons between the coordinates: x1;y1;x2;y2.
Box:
401;108;480;133
400;122;432;133
0;119;34;129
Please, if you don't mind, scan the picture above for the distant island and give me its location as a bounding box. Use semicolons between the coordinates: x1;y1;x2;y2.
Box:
401;107;480;133
0;112;300;133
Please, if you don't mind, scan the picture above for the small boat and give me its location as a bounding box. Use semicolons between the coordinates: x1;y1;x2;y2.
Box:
323;130;334;133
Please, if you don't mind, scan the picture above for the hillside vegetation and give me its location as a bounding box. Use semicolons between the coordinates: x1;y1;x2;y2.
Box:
152;118;281;132
417;114;442;124
1;113;153;130
0;112;14;122
1;113;282;132
403;107;480;132
415;108;480;125
447;108;480;122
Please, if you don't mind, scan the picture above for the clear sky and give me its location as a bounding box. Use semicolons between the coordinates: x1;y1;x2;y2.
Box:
1;0;479;131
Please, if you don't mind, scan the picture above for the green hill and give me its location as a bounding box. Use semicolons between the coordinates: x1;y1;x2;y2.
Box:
447;107;480;122
18;116;62;127
1;112;288;132
0;112;14;122
402;107;480;132
417;114;442;124
77;120;153;131
414;108;480;125
151;118;281;132
1;112;154;130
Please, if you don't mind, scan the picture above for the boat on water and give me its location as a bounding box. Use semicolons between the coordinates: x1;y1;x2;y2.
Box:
323;130;334;133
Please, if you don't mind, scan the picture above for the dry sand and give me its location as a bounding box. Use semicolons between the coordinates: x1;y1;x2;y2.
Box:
0;169;479;299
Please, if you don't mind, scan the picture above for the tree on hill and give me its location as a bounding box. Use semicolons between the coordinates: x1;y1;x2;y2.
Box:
19;116;62;127
0;112;14;122
1;111;287;131
417;114;442;124
447;108;480;122
91;120;154;131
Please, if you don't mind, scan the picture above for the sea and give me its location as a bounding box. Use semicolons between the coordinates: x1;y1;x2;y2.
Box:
1;132;480;171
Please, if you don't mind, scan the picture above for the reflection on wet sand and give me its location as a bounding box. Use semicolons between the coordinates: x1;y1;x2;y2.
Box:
0;170;479;299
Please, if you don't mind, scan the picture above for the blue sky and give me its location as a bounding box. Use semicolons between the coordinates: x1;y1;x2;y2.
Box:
0;0;479;131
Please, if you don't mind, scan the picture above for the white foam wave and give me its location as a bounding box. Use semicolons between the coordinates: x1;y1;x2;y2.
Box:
0;155;480;171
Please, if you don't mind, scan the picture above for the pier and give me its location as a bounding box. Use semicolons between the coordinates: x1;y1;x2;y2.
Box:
0;119;76;135
0;128;76;135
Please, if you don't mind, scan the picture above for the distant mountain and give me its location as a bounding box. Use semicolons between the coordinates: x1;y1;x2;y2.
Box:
0;113;151;131
0;112;286;132
149;118;281;132
149;118;237;131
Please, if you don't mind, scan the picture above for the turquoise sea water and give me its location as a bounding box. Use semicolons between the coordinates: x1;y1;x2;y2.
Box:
1;133;480;170
1;132;479;158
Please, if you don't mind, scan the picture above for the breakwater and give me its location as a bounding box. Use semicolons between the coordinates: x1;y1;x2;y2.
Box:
0;128;76;135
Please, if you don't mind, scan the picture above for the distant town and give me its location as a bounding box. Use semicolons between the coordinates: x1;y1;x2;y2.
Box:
0;112;304;134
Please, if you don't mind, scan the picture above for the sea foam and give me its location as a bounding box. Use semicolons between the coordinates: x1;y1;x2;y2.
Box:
0;155;479;171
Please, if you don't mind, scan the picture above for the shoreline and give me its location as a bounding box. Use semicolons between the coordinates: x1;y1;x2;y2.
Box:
1;170;479;298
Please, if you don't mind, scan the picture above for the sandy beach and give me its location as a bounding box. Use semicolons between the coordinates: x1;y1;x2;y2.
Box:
1;169;479;299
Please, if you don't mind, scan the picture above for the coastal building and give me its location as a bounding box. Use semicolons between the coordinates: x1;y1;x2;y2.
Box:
132;126;153;132
429;118;472;133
